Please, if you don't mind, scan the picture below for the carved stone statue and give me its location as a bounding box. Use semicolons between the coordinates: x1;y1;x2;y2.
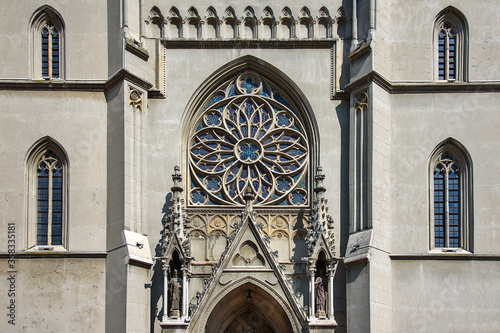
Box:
315;269;327;317
169;269;182;317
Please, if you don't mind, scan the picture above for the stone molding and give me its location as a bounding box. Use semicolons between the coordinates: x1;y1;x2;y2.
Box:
161;39;336;49
346;70;500;95
390;253;500;261
0;251;107;259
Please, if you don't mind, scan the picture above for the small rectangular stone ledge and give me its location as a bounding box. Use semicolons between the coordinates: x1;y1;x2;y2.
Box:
309;319;338;331
348;41;372;62
125;38;149;60
160;320;189;330
344;229;373;266
124;230;153;268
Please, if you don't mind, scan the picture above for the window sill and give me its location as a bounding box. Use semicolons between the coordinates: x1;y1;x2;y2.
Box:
24;245;68;253
429;248;471;254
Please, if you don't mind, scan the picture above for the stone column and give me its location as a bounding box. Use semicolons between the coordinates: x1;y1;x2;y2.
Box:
309;266;316;319
327;264;336;318
181;264;189;319
162;262;170;322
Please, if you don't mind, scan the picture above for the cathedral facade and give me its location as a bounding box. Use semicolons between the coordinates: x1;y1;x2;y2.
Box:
1;1;500;332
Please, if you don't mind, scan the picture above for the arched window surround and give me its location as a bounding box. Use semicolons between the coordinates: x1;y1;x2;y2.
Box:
180;56;319;209
25;137;69;250
429;138;472;252
433;7;468;82
30;5;65;80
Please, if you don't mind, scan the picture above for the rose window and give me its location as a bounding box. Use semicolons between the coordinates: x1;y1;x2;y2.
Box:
189;72;309;206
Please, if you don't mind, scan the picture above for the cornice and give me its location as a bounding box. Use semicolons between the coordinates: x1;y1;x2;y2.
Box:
390;253;500;261
346;71;500;94
187;207;312;215
0;69;153;93
161;38;336;49
106;68;153;91
0;79;106;92
0;251;107;259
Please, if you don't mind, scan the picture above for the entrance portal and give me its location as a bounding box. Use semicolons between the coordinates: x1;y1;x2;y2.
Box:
205;282;294;333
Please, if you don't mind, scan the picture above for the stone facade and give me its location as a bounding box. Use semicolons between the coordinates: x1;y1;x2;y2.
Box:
1;1;500;332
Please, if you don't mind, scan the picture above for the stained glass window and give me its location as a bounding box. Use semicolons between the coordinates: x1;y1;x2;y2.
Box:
41;22;59;79
433;154;460;248
37;151;64;245
189;72;309;206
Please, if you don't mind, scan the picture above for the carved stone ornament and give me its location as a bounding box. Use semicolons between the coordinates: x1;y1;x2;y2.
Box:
129;87;143;112
188;71;309;207
354;90;369;112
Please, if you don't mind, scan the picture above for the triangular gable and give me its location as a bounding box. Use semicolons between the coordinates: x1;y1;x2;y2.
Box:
310;232;336;263
188;211;307;332
163;232;187;259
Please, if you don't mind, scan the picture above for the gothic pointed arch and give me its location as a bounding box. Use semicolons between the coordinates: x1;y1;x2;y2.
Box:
25;136;69;249
205;279;295;332
29;5;65;79
167;7;182;38
145;6;164;38
261;6;275;39
204;7;219;39
222;7;236;38
429;138;473;251
185;7;201;39
181;56;319;209
242;7;257;38
433;6;469;81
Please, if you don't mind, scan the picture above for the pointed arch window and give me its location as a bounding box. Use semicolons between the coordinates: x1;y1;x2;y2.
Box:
37;152;64;245
41;22;60;78
430;141;472;251
31;6;64;80
27;138;68;249
434;7;468;81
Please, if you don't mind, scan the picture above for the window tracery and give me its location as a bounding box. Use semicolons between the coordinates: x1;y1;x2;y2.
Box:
31;6;64;80
434;7;468;81
26;137;68;249
37;151;64;245
188;72;309;207
429;140;472;251
433;154;460;247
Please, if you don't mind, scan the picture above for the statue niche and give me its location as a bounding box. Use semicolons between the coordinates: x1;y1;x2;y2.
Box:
169;269;182;317
314;251;328;318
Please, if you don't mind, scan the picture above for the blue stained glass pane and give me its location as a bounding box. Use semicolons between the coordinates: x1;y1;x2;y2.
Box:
262;84;271;97
191;191;207;204
206;93;225;109
291;191;306;205
277;178;292;192
277;114;291;127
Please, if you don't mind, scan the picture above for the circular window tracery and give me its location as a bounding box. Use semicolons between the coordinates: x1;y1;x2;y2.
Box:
189;72;309;206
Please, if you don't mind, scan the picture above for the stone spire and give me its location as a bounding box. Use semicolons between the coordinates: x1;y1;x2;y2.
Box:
163;166;190;257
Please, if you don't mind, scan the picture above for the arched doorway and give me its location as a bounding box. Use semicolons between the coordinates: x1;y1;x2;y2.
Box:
205;282;294;333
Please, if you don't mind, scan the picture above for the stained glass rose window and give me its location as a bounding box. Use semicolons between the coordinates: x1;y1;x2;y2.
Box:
189;72;309;206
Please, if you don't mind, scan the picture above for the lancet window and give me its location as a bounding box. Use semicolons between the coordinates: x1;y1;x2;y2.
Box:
429;140;472;251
